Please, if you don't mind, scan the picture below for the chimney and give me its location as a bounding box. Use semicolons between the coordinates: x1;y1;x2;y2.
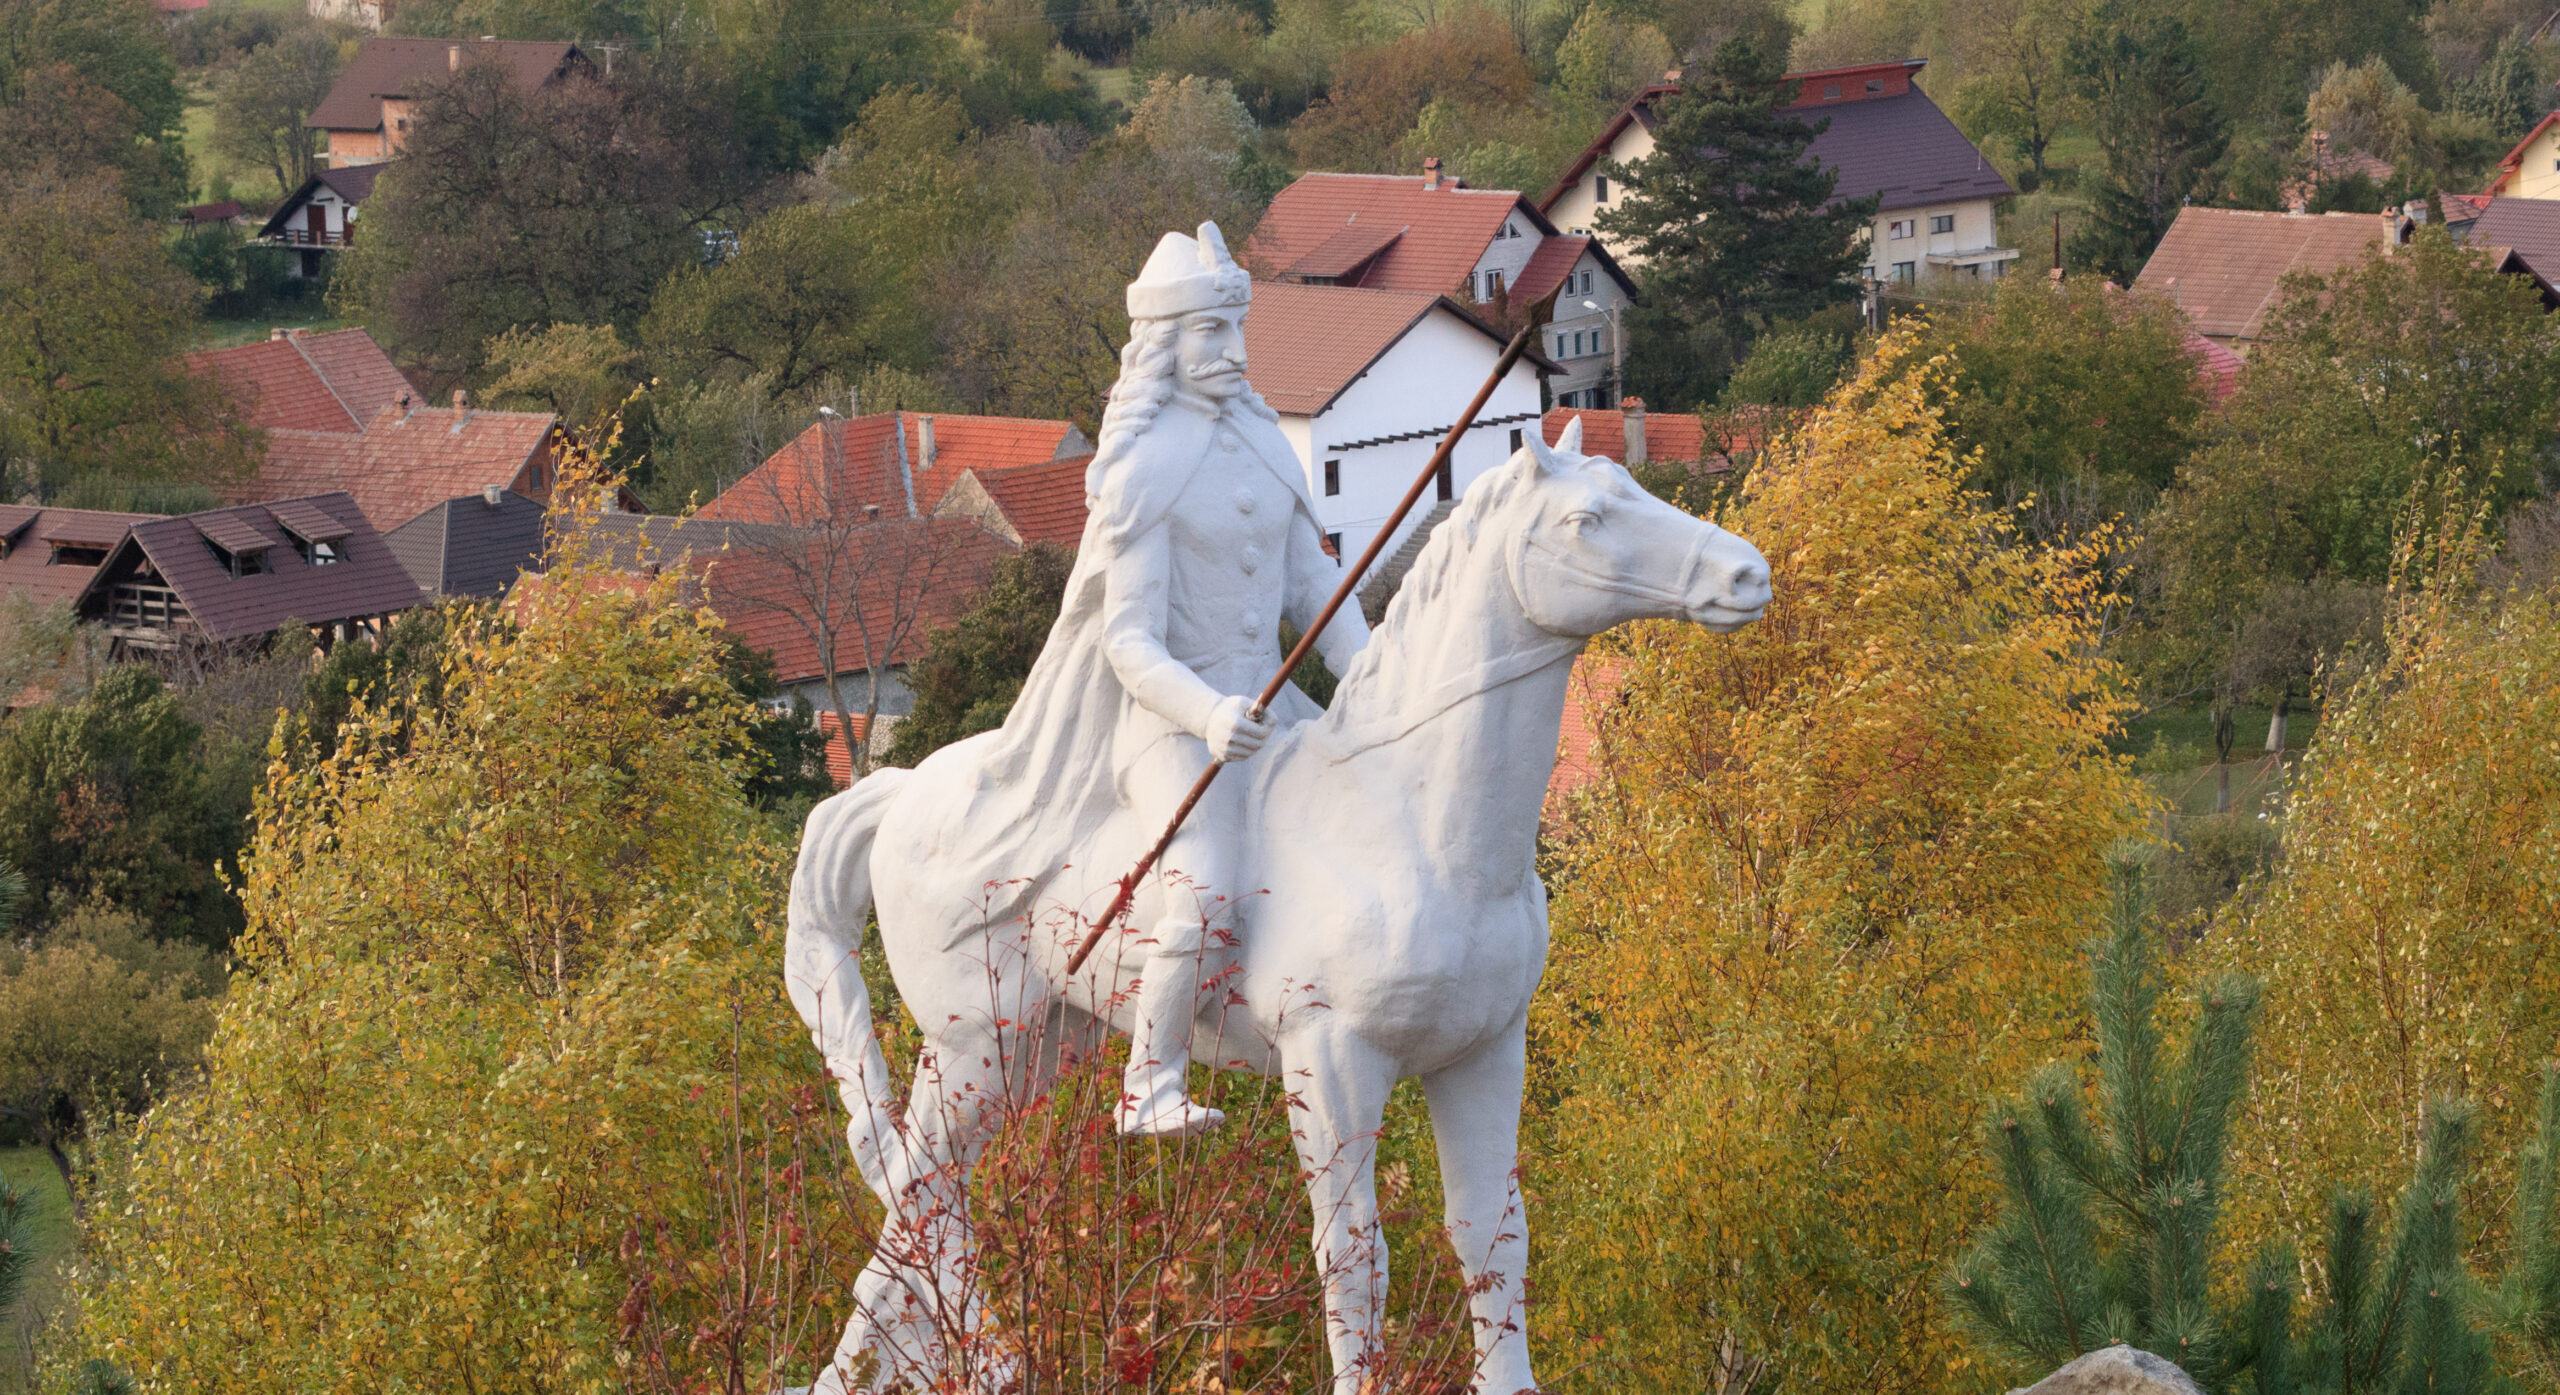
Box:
451;388;467;411
1622;396;1648;466
1423;156;1443;191
270;328;289;341
482;484;502;508
917;415;936;477
2383;208;2402;251
448;43;461;71
2404;198;2429;226
450;387;471;433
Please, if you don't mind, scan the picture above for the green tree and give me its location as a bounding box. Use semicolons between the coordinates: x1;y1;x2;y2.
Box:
1905;274;2208;517
333;62;715;384
641;203;907;397
2140;229;2560;692
483;322;640;436
0;665;244;945
210;25;343;201
1552;7;1673;113
1598;37;1874;410
1950;0;2077;183
0;171;255;498
1285;17;1531;175
2066;1;2228;280
0;0;188;217
883;540;1074;767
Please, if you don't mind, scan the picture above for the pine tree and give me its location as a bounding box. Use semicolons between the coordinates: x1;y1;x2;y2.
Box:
1950;869;2512;1392
1596;35;1875;409
2493;1066;2560;1380
2064;0;2228;280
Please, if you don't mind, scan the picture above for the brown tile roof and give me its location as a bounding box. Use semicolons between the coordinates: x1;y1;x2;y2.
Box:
245;404;559;532
383;489;548;598
1538;60;2011;217
937;454;1092;546
0;507;153;609
1541;404;1759;467
309;39;582;131
1546;653;1628;811
85;494;423;643
2453;196;2560;283
187;329;420;434
1511;234;1592;306
2133;208;2386;341
1243;282;1553;416
699;412;1089;526
2186;334;2242;408
691;517;1014;686
1248;174;1538;295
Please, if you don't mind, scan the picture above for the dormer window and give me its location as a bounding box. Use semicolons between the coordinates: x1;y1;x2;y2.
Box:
1823;84;1841;99
1866;78;1882;94
299;537;342;566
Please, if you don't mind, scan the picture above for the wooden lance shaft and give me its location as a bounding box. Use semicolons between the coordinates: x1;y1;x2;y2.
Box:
1064;324;1537;976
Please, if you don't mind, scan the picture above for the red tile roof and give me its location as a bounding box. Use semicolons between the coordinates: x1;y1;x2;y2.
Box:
1547;653;1628;810
1511;234;1590;306
309;39;583;132
700;412;1088;526
1243;282;1548;416
0;507;154;609
2133;208;2386;342
1542;404;1759;467
1248;174;1539;295
188;329;420;434
939;453;1092;547
693;517;1013;687
246;404;559;531
84;493;424;643
815;710;872;789
2185;334;2242;408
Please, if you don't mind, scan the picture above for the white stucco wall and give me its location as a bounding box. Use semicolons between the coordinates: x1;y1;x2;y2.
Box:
1867;198;2009;281
1468;209;1543;301
1542;250;1633;404
2498;124;2560;198
1547;124;1657;262
1279;309;1548;562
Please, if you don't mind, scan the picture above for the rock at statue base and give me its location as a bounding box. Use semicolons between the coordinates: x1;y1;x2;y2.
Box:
2008;1345;2204;1395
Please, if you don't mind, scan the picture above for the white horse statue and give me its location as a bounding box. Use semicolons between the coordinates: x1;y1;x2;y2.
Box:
785;420;1771;1393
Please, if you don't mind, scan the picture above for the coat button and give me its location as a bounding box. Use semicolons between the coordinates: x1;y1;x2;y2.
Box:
1240;545;1263;575
1218;432;1240;452
1235;490;1257;515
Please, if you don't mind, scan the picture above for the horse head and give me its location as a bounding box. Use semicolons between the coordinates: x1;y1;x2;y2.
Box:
1497;416;1770;639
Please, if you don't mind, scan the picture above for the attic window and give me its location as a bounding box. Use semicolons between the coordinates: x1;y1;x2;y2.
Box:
207;540;271;578
47;543;107;567
1823;84;1841;100
1866;78;1882;94
299;537;342;566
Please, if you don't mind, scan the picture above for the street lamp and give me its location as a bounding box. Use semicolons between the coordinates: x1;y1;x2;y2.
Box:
1582;298;1623;408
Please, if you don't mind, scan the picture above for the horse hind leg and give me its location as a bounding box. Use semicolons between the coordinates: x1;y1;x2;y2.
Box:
1421;1026;1538;1395
1281;1025;1401;1394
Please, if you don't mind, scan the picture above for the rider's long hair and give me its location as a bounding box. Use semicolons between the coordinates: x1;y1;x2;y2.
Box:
1094;314;1279;466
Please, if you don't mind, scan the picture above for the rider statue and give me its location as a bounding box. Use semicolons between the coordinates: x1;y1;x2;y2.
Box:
1057;221;1370;1137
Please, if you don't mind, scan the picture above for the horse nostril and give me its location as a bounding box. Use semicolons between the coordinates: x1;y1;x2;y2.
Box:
1734;564;1768;595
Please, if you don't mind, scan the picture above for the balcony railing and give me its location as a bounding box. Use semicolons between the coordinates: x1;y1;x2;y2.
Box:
270;227;350;247
108;583;188;631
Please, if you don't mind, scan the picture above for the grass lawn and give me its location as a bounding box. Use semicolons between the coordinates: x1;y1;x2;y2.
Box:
1089;65;1133;106
2118;703;2323;773
0;1148;75;1390
193;307;351;351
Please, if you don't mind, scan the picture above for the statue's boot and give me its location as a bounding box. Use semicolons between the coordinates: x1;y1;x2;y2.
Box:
1117;933;1226;1137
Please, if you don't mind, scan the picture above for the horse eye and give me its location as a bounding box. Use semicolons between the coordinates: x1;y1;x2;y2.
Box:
1564;510;1601;531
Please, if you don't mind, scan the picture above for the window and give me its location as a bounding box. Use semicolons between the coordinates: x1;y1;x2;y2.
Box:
1822;84;1841;99
1865;78;1882;94
1889;218;1914;239
1323;459;1341;496
295;537;342;566
1557;335;1569;358
1594;175;1609;202
1487;270;1504;297
1435;456;1453;501
1930;213;1955;234
1467;271;1479;299
1892;260;1916;284
1324;531;1342;558
1579;269;1593;293
1573;331;1585;355
1509;427;1524;450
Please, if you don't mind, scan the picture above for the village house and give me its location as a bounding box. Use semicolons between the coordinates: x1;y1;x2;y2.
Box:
244;392;568;533
1542;59;2018;288
2483;112;2560;199
933;453;1093;548
308;38;587;168
186;327;419;433
699;410;1091;525
1241;281;1555;563
383;488;550;598
307;0;390;31
1247;166;1638;406
2132;207;2391;351
71;494;423;658
255;164;390;279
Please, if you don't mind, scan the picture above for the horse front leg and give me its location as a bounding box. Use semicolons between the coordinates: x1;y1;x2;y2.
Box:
1282;1024;1399;1394
1421;1022;1538;1395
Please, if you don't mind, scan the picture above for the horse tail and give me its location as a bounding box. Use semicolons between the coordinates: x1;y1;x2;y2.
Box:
785;769;911;1204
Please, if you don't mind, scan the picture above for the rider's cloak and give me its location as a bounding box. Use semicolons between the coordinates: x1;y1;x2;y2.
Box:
916;394;1328;944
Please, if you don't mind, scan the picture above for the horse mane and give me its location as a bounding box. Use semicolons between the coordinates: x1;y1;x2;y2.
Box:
1318;451;1542;735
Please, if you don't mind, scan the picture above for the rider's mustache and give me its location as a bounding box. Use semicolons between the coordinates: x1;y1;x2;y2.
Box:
1188;356;1247;381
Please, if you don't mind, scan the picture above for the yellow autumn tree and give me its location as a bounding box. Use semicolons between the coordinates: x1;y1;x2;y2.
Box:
66;474;858;1391
1527;332;2148;1391
2210;529;2560;1293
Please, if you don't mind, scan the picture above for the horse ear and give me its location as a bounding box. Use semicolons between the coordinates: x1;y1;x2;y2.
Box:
1556;415;1584;457
1524;423;1562;475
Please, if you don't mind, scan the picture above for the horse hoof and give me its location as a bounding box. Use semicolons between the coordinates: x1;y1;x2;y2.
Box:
1115;1099;1226;1137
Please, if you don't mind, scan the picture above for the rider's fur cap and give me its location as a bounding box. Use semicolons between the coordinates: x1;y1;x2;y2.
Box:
1127;221;1252;321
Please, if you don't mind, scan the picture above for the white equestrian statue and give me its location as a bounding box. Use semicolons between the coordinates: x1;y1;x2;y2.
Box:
782;410;1770;1392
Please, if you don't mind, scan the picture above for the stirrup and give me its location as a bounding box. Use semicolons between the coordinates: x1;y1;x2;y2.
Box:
1116;1075;1226;1137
